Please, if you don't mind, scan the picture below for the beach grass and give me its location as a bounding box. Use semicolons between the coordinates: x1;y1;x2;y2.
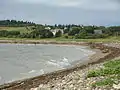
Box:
87;59;120;87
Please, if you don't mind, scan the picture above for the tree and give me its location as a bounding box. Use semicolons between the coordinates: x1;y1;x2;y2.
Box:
102;28;112;35
29;29;53;38
64;29;69;34
45;30;53;38
68;27;81;36
55;30;62;37
0;20;36;27
0;30;20;37
75;30;87;39
84;26;94;34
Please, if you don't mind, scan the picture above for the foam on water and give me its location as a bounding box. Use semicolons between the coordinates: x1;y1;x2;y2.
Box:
47;60;60;67
79;48;95;55
40;69;44;74
21;69;45;75
47;57;71;68
62;57;69;63
28;70;36;74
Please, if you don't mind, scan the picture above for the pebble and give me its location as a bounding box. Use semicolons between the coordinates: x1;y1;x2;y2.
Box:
30;62;112;90
113;83;120;90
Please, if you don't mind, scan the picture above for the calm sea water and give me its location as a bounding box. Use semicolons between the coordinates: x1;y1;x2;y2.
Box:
0;44;95;85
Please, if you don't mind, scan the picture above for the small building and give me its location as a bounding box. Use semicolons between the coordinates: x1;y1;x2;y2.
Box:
64;27;67;30
94;30;103;34
51;29;64;36
45;27;51;30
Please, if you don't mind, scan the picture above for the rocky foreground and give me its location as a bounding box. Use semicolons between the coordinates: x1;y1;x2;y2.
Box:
0;43;120;90
31;62;106;90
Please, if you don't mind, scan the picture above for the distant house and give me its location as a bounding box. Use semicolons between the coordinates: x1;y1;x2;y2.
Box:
64;27;67;30
51;29;64;36
94;30;103;34
45;27;51;30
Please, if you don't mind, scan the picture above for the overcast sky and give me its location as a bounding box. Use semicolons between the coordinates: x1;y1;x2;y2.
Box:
0;0;120;26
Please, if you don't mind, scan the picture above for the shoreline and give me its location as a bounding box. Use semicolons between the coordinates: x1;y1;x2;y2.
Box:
0;39;89;46
0;41;120;89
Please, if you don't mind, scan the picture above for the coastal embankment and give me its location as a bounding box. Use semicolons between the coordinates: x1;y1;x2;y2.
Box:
0;39;89;46
0;41;120;90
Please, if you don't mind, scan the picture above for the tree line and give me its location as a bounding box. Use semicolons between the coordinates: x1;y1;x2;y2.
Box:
0;29;62;38
0;20;35;27
0;20;120;39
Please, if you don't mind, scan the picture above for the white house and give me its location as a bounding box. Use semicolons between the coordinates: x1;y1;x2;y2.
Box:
50;29;64;36
94;30;103;34
45;27;51;30
64;27;67;30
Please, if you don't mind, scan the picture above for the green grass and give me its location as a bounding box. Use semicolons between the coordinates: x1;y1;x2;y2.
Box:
92;78;114;87
55;36;120;43
1;36;120;43
0;27;32;34
87;59;120;87
88;68;120;77
1;26;120;43
45;36;120;43
92;75;120;87
104;60;120;68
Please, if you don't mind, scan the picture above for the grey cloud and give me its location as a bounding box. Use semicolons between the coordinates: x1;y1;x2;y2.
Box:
15;0;120;11
0;0;120;26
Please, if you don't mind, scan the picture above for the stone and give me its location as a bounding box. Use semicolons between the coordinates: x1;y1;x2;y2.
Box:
30;87;38;90
113;83;120;90
50;85;55;88
39;84;43;88
69;84;74;88
77;80;83;83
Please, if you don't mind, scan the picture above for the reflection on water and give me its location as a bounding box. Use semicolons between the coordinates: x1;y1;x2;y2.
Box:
0;44;95;85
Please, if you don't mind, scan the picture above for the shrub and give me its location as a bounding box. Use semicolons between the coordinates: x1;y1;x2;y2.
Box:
64;35;68;39
92;78;114;87
55;30;62;37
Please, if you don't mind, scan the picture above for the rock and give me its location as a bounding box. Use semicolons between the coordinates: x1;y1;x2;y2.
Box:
39;84;43;88
113;83;120;90
67;81;73;85
30;87;38;90
69;84;74;88
77;80;83;83
102;49;109;53
62;80;67;85
85;87;91;90
50;85;55;88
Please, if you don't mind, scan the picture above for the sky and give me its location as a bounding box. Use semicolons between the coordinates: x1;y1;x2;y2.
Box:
0;0;120;26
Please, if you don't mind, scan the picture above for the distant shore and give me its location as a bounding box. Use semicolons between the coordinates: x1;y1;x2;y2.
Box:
0;42;120;90
0;39;89;45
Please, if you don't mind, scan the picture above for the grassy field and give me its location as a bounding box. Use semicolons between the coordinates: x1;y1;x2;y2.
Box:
0;27;31;33
55;36;120;43
0;36;120;43
1;26;120;43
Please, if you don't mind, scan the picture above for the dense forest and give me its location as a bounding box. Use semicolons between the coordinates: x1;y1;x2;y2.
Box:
0;20;120;39
0;20;35;27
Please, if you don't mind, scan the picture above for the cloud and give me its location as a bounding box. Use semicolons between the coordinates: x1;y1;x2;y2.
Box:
17;0;120;11
0;0;120;25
